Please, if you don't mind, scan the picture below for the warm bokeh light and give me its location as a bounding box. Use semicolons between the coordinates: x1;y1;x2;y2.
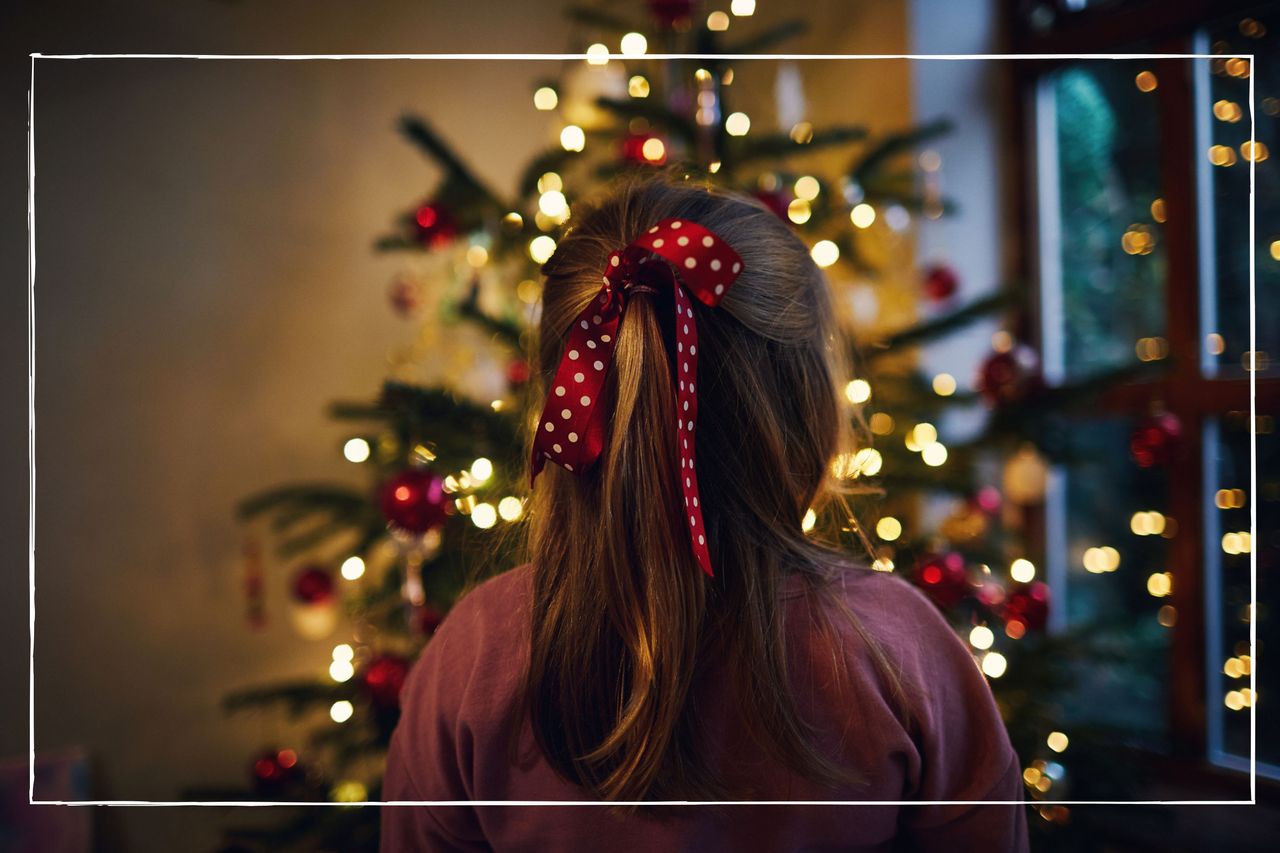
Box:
850;203;876;229
497;496;524;522
876;516;902;541
969;625;995;650
811;240;839;268
794;175;820;200
628;75;650;98
731;0;757;14
1134;70;1158;92
529;235;557;263
921;442;948;467
472;502;497;529
470;457;493;483
585;43;609;65
559;125;586;152
330;700;354;723
981;652;1008;678
619;32;647;56
340;556;366;581
707;10;731;30
725;111;751;136
1047;732;1069;753
1147;572;1172;598
787;198;812;224
533;86;558;111
1010;558;1036;583
845;379;871;404
342;438;370;463
932;373;957;396
801;508;817;532
329;659;355;682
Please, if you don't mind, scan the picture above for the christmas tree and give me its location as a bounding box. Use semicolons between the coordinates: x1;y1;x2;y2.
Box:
191;4;1159;850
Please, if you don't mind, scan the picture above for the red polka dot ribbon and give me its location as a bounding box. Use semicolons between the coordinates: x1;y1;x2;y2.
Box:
531;218;744;577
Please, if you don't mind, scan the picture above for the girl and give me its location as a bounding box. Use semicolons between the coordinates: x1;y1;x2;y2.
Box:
382;175;1029;851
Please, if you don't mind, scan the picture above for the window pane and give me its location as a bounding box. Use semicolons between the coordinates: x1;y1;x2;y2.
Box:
1054;417;1170;744
1207;412;1278;772
1040;62;1166;382
1200;20;1279;376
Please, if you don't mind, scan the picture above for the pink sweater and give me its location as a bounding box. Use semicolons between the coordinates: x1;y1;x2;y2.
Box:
382;564;1029;852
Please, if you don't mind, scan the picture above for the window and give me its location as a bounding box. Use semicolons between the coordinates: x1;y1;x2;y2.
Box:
1017;0;1279;791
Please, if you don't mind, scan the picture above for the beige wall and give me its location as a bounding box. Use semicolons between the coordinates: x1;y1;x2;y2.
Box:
4;1;918;849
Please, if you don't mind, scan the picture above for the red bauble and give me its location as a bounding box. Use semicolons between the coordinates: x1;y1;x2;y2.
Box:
413;201;458;248
251;748;302;789
291;565;335;605
362;654;412;710
506;358;531;388
912;552;970;609
754;188;793;221
922;264;960;302
379;469;450;534
977;344;1041;405
649;0;694;28
1002;581;1050;633
1130;413;1181;468
621;133;668;166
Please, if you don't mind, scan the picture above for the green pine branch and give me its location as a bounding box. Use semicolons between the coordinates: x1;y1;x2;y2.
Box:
850;118;954;182
863;289;1015;358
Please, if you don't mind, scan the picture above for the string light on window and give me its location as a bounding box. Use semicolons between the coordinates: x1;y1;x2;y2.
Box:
1150;197;1167;222
1135;336;1168;361
1222;531;1252;554
1215;488;1247;509
1011;558;1036;583
533;86;558;111
1046;732;1069;753
1157;605;1177;627
1224;57;1250;77
1121;224;1157;255
1134;70;1158;92
1147;572;1173;598
1082;546;1121;573
1271;240;1280;261
1130;510;1167;535
1241;141;1270;162
1209;144;1238;166
1213;99;1243;123
1206;332;1226;355
1224;655;1251;678
343;438;371;463
932;373;957;396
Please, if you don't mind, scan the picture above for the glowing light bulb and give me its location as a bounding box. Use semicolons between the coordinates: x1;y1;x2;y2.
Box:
560;125;586;152
529;236;557;263
498;496;524;522
533;87;558;111
811;240;839;268
343;438;371;463
844;379;871;404
329;659;355;682
472;502;497;529
876;516;902;541
969;625;995;650
340;556;366;581
585;43;609;65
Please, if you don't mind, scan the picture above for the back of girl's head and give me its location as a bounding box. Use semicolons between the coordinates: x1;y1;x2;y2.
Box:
520;173;862;804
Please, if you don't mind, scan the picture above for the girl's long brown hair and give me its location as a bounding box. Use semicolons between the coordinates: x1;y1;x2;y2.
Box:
518;173;892;805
